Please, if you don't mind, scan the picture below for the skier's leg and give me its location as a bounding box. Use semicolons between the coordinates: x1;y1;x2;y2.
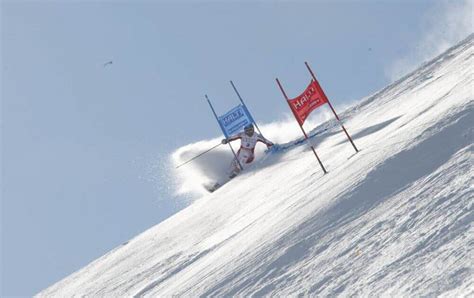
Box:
245;152;255;164
228;149;242;178
228;149;253;179
228;160;240;179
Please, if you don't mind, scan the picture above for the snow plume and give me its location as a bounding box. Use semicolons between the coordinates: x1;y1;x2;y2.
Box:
387;0;473;81
170;108;338;198
171;138;232;197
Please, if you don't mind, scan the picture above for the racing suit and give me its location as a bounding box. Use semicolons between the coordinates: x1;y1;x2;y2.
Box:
224;131;273;177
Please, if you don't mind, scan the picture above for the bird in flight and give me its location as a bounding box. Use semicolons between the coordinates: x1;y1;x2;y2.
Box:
103;61;113;67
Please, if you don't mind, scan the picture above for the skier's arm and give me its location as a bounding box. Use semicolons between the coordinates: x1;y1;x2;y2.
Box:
256;134;274;147
222;133;242;144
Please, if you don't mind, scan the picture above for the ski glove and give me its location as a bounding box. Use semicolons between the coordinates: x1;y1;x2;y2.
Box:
221;139;228;144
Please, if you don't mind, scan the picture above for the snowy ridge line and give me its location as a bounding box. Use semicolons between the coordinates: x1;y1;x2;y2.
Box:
37;34;473;297
350;33;474;115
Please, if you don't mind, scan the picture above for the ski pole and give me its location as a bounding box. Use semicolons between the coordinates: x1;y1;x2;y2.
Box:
229;80;264;137
175;143;222;169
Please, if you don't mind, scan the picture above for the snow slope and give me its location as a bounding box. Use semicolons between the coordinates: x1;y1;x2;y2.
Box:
38;35;474;297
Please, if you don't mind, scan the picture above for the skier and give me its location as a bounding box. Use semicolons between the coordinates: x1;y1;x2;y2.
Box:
222;123;273;178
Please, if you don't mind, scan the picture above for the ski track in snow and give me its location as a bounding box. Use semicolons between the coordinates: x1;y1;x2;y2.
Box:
38;35;474;297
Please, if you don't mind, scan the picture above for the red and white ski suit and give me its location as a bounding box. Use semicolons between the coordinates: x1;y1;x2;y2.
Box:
226;132;273;176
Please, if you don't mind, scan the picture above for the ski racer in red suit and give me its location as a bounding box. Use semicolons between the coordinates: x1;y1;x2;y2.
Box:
222;123;273;178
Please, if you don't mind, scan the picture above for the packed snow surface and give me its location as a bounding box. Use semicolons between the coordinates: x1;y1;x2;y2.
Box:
38;35;474;297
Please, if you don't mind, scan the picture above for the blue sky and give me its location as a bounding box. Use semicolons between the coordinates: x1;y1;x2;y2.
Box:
2;0;472;296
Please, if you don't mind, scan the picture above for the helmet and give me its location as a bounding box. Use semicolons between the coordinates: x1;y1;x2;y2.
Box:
244;123;254;135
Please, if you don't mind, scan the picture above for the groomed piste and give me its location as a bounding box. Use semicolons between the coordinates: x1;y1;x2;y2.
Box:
38;34;473;297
